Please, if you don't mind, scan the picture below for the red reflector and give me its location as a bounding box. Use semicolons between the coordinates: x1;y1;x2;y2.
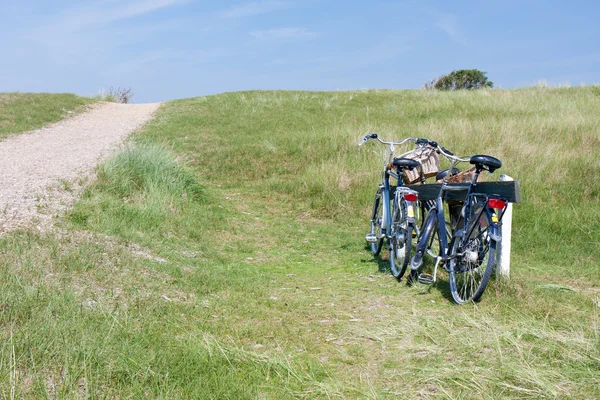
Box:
488;198;506;209
404;193;418;202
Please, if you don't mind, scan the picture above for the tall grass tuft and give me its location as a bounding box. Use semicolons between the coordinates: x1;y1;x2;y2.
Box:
96;143;202;202
71;143;204;236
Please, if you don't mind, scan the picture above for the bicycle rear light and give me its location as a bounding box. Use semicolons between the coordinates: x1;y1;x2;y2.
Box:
487;198;506;209
403;193;418;202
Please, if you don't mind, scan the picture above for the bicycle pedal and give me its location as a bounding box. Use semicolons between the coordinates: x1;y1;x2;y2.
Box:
411;229;417;238
365;234;378;243
417;273;435;285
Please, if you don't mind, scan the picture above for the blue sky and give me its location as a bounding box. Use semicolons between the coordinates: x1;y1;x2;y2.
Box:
1;0;598;102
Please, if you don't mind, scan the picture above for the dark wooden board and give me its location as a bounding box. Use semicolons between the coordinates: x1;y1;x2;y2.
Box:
396;181;521;203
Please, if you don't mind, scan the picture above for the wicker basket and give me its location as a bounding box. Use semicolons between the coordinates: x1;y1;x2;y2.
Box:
439;167;484;184
400;147;440;184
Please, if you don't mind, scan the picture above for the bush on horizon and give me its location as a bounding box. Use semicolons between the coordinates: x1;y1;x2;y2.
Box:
424;69;494;90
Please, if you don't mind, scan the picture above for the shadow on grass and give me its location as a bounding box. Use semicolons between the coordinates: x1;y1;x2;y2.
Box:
405;256;457;303
361;244;392;274
431;277;454;302
358;244;464;304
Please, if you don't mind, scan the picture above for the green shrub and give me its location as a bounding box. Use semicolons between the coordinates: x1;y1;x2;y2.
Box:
425;69;493;90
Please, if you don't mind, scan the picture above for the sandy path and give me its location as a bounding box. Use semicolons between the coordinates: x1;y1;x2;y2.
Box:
0;102;161;232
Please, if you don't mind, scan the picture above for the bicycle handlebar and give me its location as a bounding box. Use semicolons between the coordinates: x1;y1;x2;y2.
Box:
436;145;470;163
360;132;470;163
359;133;379;145
439;146;452;156
359;133;419;147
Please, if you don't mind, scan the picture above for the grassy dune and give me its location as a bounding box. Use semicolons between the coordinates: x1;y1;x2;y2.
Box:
0;92;96;139
0;87;599;398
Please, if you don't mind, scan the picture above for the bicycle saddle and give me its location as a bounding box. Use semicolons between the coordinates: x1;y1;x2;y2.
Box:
392;157;419;170
435;168;461;181
469;155;502;173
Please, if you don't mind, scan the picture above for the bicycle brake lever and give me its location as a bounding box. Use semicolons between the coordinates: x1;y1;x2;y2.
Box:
440;146;454;156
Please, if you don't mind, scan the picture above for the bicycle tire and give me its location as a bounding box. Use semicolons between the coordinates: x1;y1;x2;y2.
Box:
390;199;412;280
369;189;384;255
448;211;496;304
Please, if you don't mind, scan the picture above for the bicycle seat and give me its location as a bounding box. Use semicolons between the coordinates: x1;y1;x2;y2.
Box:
469;155;502;173
392;157;419;170
435;168;460;181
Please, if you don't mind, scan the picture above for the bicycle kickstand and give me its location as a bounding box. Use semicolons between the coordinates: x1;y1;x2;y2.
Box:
417;256;442;285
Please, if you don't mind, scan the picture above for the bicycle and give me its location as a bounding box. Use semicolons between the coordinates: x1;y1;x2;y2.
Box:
359;133;439;280
408;147;507;304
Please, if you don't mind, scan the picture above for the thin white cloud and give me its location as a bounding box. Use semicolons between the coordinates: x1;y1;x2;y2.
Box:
40;0;188;34
250;27;318;40
429;9;467;45
102;0;188;23
221;1;288;18
435;14;459;38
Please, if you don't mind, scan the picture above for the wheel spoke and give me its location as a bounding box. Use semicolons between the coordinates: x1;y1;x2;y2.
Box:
450;210;496;304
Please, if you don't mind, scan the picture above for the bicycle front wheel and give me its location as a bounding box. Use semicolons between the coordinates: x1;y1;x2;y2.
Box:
369;189;384;255
390;199;412;280
448;211;497;304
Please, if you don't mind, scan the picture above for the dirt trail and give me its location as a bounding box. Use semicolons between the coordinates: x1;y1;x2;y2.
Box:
0;102;160;232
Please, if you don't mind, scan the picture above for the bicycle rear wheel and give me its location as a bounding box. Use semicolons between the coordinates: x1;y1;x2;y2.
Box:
390;199;411;280
449;211;496;304
369;189;384;255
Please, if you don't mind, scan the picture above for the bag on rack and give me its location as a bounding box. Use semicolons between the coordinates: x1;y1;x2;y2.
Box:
400;147;440;184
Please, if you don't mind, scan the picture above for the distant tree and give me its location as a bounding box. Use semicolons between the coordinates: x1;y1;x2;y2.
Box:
424;69;493;91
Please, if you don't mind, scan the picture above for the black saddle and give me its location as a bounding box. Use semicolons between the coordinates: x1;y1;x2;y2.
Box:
392;157;419;170
470;155;502;173
435;168;461;181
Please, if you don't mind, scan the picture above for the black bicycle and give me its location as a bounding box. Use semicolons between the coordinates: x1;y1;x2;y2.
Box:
409;147;508;304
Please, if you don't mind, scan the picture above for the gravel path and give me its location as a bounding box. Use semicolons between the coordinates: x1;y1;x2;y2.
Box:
0;102;161;232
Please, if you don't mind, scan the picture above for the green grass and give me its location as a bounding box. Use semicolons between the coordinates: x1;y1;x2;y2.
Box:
1;87;599;398
0;92;97;139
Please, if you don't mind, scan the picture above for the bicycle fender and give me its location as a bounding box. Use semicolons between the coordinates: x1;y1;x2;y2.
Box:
489;223;502;242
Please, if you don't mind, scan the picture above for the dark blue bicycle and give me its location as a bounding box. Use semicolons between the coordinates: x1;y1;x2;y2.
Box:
409;146;508;304
360;134;439;280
